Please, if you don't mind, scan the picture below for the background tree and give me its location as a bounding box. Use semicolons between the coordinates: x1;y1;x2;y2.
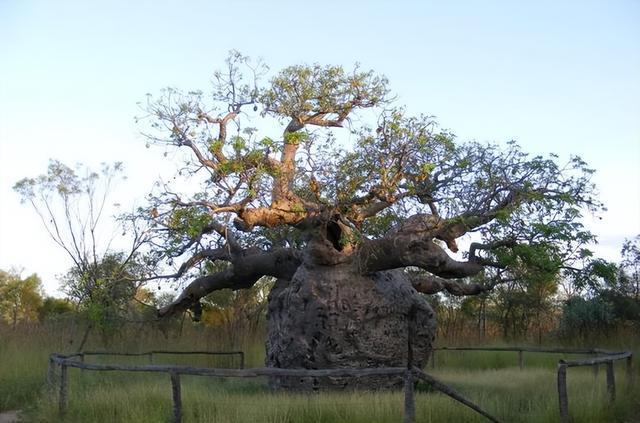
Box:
133;52;602;388
0;269;44;329
38;296;74;322
200;276;273;345
60;251;154;344
14;161;152;347
560;235;640;339
619;235;640;301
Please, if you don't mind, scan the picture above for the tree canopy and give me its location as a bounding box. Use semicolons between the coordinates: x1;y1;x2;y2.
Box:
0;270;43;328
131;51;602;317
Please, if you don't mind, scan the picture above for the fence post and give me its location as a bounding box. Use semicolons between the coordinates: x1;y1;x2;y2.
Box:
606;361;615;403
170;371;182;423
403;370;415;423
239;351;245;369
403;308;416;423
148;352;153;364
80;353;85;374
518;350;523;370
626;354;633;386
46;356;55;392
557;364;569;423
59;363;68;416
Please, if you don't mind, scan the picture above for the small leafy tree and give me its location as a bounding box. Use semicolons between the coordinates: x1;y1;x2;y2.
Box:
14;161;151;347
560;296;617;340
38;297;74;322
61;252;152;340
560;236;640;338
619;235;640;301
0;269;44;328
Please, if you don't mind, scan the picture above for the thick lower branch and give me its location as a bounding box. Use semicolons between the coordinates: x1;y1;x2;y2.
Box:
359;237;483;279
158;248;301;317
357;214;484;279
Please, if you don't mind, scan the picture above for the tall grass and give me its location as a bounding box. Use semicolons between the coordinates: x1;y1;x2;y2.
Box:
1;321;638;422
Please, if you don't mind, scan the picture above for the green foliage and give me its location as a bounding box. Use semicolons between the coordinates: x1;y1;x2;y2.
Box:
283;130;309;145
14;160;123;202
262;63;389;119
38;296;74;322
0;270;44;327
201;277;274;343
619;235;640;300
61;252;152;338
168;207;213;238
359;211;400;238
560;296;617;338
561;236;640;339
12;159;145;337
598;290;640;322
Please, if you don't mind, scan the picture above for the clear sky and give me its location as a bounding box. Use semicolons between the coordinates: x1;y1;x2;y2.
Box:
1;0;638;295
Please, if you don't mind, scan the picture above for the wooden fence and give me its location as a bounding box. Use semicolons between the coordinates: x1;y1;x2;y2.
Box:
557;352;633;423
77;349;245;369
47;345;635;422
431;345;634;422
47;352;500;423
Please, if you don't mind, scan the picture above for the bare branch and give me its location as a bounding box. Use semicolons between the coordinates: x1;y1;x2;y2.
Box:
409;273;496;296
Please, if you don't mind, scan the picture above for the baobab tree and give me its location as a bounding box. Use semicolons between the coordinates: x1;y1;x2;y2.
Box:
138;51;601;389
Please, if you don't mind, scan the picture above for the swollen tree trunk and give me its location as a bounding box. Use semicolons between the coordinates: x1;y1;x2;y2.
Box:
265;238;436;390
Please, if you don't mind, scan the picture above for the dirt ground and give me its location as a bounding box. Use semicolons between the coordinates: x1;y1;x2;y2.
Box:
0;411;20;423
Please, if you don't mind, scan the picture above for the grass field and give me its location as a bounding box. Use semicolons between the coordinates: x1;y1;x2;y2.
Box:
1;323;638;422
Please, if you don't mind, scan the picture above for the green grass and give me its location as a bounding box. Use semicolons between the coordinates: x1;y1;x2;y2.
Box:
0;323;73;410
2;323;639;422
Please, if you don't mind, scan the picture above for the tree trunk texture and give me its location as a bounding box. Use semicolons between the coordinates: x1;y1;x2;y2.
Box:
266;262;436;390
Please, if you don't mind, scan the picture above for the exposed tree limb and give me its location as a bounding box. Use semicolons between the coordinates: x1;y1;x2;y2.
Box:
409;273;496;296
468;239;517;268
141;248;232;282
158;247;301;317
358;221;484;279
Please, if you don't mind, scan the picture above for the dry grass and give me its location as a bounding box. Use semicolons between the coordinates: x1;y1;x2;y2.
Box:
1;322;638;422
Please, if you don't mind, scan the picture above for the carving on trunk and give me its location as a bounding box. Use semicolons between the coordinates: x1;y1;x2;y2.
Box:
266;265;435;390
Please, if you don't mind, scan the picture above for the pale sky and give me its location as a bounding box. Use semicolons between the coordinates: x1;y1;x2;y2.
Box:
1;0;639;295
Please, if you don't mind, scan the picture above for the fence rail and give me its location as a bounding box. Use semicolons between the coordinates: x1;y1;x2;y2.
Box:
76;349;245;368
47;352;500;423
430;345;634;422
431;346;624;370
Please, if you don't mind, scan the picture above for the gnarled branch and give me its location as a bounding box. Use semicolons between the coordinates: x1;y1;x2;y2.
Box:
409;273;496;296
158;247;301;317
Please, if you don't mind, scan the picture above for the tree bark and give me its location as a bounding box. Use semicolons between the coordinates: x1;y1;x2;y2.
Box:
266;263;436;390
